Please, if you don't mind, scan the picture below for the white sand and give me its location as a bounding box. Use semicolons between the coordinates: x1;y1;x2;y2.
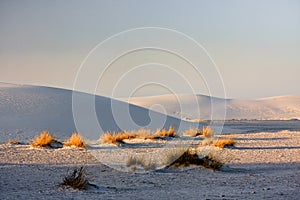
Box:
1;83;299;199
125;94;300;120
0;131;299;200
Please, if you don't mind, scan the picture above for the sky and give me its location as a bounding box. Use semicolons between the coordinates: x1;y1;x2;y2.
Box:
0;0;299;99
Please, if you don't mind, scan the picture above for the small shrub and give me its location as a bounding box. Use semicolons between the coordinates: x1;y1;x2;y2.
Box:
31;131;59;147
64;133;86;148
166;148;224;170
214;138;236;148
203;126;214;138
60;167;88;190
167;149;202;167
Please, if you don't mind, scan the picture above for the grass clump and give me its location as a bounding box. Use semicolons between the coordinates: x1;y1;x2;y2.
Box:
59;167;89;190
152;126;176;139
100;127;177;144
31;131;60;148
214;138;236;148
167;148;201;167
183;128;202;137
203;126;214;138
64;132;86;148
100;131;134;145
166;148;224;170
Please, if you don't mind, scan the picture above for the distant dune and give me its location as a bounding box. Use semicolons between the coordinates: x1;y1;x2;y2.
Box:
1;83;299;142
125;94;300;121
0;83;185;142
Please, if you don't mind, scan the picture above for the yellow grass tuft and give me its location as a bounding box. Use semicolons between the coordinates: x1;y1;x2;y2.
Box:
64;133;86;148
153;126;176;138
31;131;57;147
214;138;236;148
203;126;214;138
100;131;134;145
100;127;177;144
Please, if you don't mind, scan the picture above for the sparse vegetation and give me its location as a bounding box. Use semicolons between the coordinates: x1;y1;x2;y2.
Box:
125;128;151;139
201;155;224;170
100;127;177;145
152;126;176;138
183;128;202;137
59;167;89;190
200;137;236;149
166;148;224;170
214;138;236;148
100;132;134;145
198;126;236;149
31;131;60;148
203;126;214;138
167;149;202;167
198;147;227;170
64;132;86;148
7;138;21;145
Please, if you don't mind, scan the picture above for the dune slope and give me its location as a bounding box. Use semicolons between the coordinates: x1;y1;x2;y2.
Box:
125;94;300;121
0;83;185;142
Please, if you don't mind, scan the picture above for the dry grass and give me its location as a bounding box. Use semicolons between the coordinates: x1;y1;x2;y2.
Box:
183;128;202;137
125;128;151;139
59;167;89;190
163;146;188;166
152;126;176;138
201;155;224;170
100;127;177;144
214;138;236;148
199;147;226;170
203;126;214;138
31;131;57;147
166;148;224;170
167;148;202;167
64;132;86;148
7;138;21;145
200;137;236;149
100;132;134;145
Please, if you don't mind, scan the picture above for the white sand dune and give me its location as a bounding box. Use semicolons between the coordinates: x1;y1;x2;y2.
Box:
1;83;300;199
0;83;186;142
125;94;300;121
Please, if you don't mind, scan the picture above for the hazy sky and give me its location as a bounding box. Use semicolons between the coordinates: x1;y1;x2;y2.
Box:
0;0;299;99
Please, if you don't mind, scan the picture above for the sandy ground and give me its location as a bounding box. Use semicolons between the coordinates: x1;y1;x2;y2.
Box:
0;131;300;200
